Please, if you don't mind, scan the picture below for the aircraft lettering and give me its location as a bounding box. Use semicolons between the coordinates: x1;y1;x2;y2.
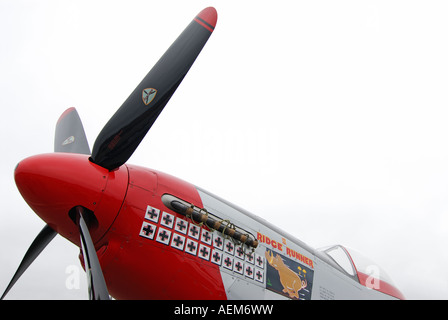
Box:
286;247;314;269
257;233;283;251
257;232;314;269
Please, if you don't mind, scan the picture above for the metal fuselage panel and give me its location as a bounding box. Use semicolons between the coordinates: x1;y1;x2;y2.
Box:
97;164;226;299
97;165;398;300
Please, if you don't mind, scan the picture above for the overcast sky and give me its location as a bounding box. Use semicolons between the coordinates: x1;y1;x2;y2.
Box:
1;0;447;299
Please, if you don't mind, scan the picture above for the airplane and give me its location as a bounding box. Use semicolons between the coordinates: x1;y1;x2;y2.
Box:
1;7;405;300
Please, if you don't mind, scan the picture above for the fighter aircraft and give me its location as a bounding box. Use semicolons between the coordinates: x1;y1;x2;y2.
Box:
2;7;404;300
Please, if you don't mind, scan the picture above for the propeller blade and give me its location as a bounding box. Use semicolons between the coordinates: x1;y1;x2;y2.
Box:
55;107;91;155
75;207;110;300
90;7;217;170
1;224;57;299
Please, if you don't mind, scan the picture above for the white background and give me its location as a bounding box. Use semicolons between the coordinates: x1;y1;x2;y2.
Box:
1;0;447;299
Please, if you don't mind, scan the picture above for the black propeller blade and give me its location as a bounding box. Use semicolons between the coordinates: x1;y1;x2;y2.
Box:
54;107;91;155
75;207;110;300
90;7;217;171
1;225;57;299
5;7;217;300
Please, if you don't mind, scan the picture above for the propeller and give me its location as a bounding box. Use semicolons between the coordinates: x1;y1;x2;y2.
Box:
75;206;110;300
1;107;90;299
54;107;91;155
89;7;217;171
1;225;56;299
53;108;111;300
2;7;217;299
1;107;95;300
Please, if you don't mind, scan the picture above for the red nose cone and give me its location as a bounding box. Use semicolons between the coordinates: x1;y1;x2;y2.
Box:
14;153;128;246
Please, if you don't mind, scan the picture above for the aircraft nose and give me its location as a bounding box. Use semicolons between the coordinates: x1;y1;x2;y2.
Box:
14;153;127;246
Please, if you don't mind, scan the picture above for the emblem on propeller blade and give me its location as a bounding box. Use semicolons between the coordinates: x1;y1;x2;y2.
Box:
142;88;157;106
62;136;75;146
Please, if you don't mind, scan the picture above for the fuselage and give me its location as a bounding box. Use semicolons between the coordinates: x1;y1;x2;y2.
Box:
14;153;404;299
